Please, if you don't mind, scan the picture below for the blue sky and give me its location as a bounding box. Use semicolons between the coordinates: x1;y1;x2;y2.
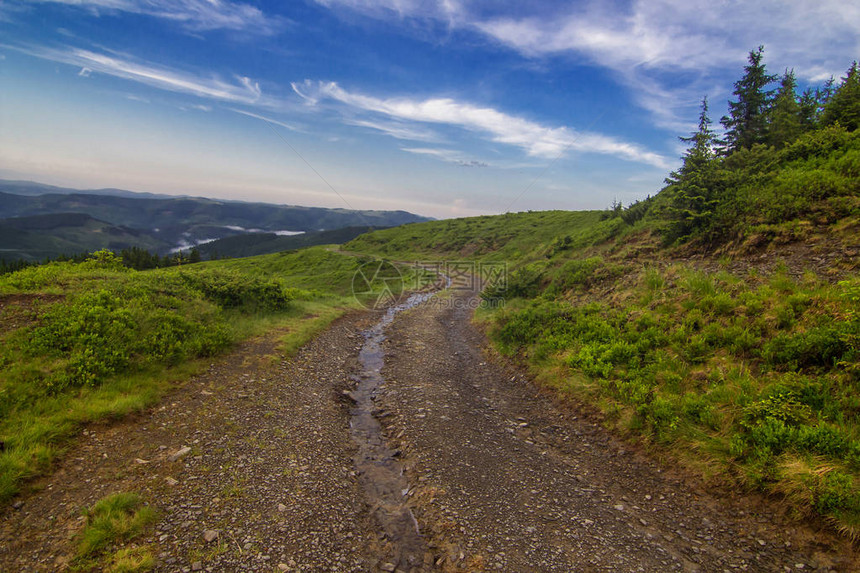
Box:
1;1;857;218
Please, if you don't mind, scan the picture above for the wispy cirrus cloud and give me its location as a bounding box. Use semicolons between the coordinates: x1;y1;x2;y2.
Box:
345;118;441;143
28;0;283;34
314;0;464;24
292;80;669;168
401;147;487;167
316;0;860;130
4;43;265;105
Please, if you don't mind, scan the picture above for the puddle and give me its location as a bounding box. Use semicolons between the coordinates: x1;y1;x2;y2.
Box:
350;279;448;569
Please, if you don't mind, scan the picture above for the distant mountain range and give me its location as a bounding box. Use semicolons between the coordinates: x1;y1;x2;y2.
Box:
0;180;430;261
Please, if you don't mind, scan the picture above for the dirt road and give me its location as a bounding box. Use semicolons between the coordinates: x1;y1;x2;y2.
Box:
0;288;856;572
375;289;854;572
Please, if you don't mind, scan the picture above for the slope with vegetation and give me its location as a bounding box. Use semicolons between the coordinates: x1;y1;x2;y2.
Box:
0;246;413;504
345;50;860;537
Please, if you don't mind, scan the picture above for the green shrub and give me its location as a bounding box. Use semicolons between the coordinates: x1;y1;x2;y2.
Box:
178;269;293;311
764;325;853;370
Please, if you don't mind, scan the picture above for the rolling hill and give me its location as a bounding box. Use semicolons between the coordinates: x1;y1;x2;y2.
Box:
0;180;431;261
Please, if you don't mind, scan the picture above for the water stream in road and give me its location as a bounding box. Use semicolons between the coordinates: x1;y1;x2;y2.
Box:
350;279;448;570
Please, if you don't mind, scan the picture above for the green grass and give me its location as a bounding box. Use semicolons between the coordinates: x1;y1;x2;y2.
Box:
0;246;374;502
486;265;860;535
348;188;860;536
73;491;157;572
78;492;157;557
344;210;619;262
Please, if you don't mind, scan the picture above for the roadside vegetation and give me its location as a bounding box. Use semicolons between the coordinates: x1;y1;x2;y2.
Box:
0;246;408;503
73;491;157;572
489;266;860;535
347;50;860;537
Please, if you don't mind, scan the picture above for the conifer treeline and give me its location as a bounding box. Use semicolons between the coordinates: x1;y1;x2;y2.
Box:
663;46;860;243
0;247;204;275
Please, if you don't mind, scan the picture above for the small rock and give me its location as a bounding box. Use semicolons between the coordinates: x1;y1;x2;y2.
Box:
191;562;202;571
165;477;179;486
278;565;290;572
381;563;396;572
168;446;192;462
613;504;625;511
278;503;288;512
203;530;219;543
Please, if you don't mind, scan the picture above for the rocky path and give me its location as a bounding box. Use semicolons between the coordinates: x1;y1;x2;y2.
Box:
373;290;856;572
1;289;857;572
0;317;382;572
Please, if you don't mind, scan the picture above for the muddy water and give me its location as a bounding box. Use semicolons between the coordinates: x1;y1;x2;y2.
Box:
350;284;447;571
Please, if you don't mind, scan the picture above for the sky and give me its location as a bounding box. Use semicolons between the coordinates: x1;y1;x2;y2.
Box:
0;1;858;219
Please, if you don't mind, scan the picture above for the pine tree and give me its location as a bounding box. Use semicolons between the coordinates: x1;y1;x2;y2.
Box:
768;69;802;148
666;97;723;241
668;96;717;183
721;46;777;153
819;76;837;111
798;88;820;131
821;62;860;131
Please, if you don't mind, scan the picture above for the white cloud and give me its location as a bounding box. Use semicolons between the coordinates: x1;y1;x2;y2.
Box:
30;0;283;34
294;80;669;168
345;118;441;142
315;0;463;23
401;147;487;167
4;43;265;105
78;66;91;77
316;0;860;129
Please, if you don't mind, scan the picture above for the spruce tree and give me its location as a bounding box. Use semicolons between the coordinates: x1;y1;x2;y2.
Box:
668;96;717;182
798;88;820;131
821;62;860;131
768;69;802;148
666;97;722;241
721;46;777;153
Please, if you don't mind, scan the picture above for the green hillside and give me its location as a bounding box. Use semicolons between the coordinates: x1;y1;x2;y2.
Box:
341;56;860;536
0;246;417;502
344;134;860;536
345;210;616;261
0;213;165;261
